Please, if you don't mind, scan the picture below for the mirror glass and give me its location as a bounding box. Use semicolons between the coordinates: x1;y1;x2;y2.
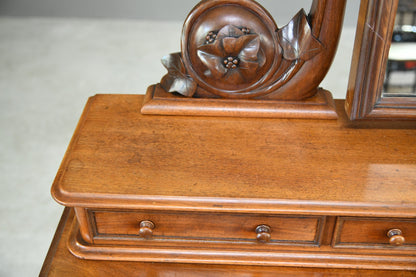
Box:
383;0;416;97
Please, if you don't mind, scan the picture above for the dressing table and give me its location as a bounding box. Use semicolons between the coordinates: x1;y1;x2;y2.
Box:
41;0;416;275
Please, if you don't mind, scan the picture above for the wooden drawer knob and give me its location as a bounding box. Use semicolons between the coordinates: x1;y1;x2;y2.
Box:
139;220;155;239
387;229;405;246
255;225;271;243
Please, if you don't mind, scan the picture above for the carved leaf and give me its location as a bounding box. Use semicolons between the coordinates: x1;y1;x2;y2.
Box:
278;9;324;61
238;35;261;61
160;53;197;97
197;50;227;79
198;41;223;57
239;60;260;81
197;31;262;81
217;25;244;39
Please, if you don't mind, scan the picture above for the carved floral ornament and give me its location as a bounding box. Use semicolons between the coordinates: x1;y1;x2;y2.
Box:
198;25;265;85
161;1;326;99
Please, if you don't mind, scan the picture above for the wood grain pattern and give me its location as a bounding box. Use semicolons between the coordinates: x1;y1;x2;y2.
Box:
141;84;338;119
345;0;416;120
67;216;416;269
49;95;416;269
333;217;416;249
92;210;322;244
52;95;416;217
40;208;416;276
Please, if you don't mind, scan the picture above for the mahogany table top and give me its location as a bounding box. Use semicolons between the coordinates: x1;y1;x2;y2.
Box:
51;95;416;217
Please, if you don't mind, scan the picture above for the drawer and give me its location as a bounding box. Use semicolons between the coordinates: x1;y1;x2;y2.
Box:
333;217;416;249
90;210;324;246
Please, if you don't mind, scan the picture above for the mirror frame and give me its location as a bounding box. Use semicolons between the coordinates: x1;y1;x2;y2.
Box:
345;0;416;120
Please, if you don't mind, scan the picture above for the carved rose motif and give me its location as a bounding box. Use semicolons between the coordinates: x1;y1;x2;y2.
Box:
197;25;266;85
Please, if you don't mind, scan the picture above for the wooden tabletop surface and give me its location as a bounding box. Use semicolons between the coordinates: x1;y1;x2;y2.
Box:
52;95;416;216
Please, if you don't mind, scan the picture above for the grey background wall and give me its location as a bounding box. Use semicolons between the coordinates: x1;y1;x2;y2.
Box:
0;0;360;27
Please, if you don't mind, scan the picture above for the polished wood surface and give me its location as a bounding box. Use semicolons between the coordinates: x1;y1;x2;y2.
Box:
178;0;346;100
141;0;346;118
346;0;416;120
333;217;416;248
48;95;416;269
40;208;416;276
53;95;416;216
388;229;406;246
141;84;338;119
92;210;321;244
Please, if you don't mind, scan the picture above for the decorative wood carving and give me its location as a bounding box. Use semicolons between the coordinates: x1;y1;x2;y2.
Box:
141;0;346;118
50;95;416;269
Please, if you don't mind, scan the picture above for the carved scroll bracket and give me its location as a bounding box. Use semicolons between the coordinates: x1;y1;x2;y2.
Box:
142;0;346;119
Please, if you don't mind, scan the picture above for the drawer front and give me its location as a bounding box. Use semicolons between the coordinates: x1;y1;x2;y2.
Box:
91;210;324;246
333;217;416;249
